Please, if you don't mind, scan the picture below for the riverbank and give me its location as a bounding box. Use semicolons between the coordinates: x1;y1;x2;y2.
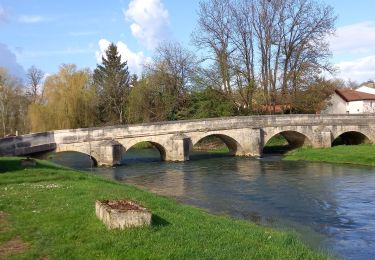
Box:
0;157;326;259
284;144;375;166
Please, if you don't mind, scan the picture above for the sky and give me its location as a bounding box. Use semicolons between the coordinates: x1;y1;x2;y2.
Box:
0;0;374;83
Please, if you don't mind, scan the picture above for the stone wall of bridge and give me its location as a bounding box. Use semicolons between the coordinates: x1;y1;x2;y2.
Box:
0;114;374;166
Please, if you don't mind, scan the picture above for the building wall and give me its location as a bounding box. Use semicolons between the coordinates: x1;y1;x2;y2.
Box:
323;93;375;114
347;100;365;114
322;93;347;114
363;100;375;113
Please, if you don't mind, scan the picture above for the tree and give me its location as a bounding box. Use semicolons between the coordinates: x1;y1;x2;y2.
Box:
288;77;336;113
0;68;28;136
229;0;257;111
127;41;201;124
142;41;199;120
192;0;233;94
193;0;336;114
94;43;130;124
28;64;97;132
26;65;44;103
181;88;237;119
127;76;167;123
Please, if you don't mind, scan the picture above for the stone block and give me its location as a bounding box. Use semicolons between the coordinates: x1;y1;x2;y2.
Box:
168;134;190;161
95;200;151;229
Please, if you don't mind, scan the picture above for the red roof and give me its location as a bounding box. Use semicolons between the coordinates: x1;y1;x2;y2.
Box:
335;89;375;102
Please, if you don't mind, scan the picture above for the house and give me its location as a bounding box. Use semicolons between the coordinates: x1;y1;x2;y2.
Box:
356;85;375;95
322;89;375;114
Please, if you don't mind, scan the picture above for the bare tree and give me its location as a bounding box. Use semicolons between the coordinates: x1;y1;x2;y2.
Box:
0;68;28;136
192;0;233;94
278;0;336;108
137;41;199;121
193;0;336;114
26;65;44;103
152;42;198;95
229;0;257;111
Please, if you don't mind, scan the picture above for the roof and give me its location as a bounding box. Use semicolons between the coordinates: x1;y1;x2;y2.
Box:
356;86;375;95
335;89;375;102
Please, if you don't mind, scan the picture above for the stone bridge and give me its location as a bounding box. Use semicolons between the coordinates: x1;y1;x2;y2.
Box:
0;114;374;166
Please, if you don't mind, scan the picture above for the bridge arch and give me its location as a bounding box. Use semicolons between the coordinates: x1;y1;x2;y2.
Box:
332;131;372;146
54;149;98;167
263;130;312;154
191;133;244;155
123;140;167;161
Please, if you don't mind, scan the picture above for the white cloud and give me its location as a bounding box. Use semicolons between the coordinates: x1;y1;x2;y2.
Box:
19;15;45;24
335;55;375;83
96;39;150;75
124;0;170;50
330;21;375;55
0;42;25;79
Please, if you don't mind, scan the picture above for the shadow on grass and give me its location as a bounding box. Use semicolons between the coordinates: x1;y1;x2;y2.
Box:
0;157;67;173
152;214;170;227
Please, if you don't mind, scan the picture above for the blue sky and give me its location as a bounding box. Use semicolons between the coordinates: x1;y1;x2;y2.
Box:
0;0;374;83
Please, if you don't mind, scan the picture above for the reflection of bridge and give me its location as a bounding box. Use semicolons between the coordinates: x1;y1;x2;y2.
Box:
0;114;374;166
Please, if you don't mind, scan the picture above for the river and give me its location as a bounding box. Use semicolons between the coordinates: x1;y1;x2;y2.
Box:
48;149;375;260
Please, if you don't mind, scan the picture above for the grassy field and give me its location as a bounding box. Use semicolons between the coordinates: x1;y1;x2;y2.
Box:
0;157;327;259
263;134;291;154
265;134;289;147
131;141;154;149
193;136;230;154
285;144;375;166
131;138;231;154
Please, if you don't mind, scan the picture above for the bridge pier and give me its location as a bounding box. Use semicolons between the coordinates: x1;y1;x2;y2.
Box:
96;140;123;166
166;134;190;161
239;128;263;157
317;131;333;148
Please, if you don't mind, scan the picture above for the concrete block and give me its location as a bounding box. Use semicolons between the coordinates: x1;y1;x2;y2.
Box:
96;200;151;229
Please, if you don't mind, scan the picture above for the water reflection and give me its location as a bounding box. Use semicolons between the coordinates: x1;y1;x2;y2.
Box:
48;150;375;259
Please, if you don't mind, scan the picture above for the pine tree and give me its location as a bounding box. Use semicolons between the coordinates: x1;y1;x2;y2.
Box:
94;43;130;124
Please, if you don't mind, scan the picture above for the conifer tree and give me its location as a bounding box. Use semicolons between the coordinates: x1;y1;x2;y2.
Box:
94;43;130;124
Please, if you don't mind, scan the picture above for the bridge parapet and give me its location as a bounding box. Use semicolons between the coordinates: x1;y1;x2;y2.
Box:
0;132;55;156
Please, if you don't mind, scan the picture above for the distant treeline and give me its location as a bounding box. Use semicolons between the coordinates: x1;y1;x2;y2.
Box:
0;0;363;136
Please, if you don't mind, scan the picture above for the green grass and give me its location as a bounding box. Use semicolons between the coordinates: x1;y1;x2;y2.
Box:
265;134;288;147
263;134;291;154
131;141;154;149
193;136;230;154
285;144;375;166
207;146;230;153
0;157;327;259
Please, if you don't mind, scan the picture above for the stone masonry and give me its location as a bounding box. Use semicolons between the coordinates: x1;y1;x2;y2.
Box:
0;114;374;166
